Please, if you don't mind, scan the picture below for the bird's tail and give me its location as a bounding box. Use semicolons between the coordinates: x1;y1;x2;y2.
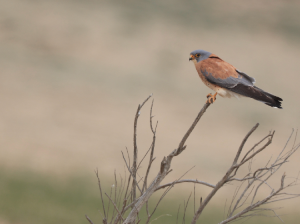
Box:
231;85;283;108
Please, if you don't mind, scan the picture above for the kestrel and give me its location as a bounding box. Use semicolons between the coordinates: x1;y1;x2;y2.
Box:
189;50;282;108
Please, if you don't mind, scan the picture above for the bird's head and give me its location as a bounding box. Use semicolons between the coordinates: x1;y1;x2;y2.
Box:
189;49;212;64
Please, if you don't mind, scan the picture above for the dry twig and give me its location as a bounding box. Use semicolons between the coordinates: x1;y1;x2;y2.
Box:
85;215;95;224
155;179;215;191
132;94;152;202
95;169;108;223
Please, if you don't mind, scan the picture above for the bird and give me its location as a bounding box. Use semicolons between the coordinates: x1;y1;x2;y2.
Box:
189;49;283;108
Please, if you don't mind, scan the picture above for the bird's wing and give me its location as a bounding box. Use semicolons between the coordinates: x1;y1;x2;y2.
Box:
198;55;282;108
198;56;255;89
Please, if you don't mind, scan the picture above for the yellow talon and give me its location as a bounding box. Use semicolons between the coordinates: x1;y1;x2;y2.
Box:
206;92;217;104
206;93;213;98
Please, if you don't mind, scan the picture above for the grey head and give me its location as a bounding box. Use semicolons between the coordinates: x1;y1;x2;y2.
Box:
189;49;212;63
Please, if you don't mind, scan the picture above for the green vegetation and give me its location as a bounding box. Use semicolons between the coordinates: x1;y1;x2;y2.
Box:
0;169;299;224
0;169;100;224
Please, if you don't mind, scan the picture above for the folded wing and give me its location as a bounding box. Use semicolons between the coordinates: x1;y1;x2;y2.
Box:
199;56;282;108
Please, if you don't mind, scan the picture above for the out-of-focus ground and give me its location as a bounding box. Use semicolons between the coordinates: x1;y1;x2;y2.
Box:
1;0;300;223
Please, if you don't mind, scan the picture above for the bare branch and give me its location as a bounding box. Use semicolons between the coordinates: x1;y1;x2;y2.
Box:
182;193;192;224
121;151;142;193
219;174;288;224
176;204;181;224
147;183;173;224
194;184;196;215
132;94;152;203
105;193;125;222
148;214;172;224
150;99;157;134
107;185;113;222
95;169;107;220
232;123;259;166
155;179;215;191
277;129;294;160
125;147;131;169
177;103;211;154
124;170;132;202
239;132;274;167
146;201;150;220
227;185;241;217
111;170;117;222
113;199;127;224
86;215;94;224
241;133;272;164
137;143;153;171
117;174;124;212
143;99;158;193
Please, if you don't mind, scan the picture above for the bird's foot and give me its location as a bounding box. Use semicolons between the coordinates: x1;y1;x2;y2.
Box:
206;93;217;104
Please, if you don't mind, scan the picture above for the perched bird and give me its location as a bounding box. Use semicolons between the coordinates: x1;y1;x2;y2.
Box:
189;50;282;108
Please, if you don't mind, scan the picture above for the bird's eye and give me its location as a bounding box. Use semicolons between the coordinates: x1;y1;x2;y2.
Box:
195;54;200;57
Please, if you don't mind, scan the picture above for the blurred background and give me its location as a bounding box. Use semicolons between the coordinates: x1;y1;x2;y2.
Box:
1;0;300;223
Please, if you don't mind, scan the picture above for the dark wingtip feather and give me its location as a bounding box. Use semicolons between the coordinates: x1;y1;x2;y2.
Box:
230;85;283;109
263;92;282;109
264;101;282;109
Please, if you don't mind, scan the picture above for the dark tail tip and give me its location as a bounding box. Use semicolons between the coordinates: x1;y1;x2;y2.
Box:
264;95;283;109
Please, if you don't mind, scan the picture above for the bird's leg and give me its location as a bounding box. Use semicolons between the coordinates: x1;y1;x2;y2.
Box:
206;92;217;104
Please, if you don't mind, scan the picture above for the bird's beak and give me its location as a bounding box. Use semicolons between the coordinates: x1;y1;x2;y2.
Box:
189;55;194;61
